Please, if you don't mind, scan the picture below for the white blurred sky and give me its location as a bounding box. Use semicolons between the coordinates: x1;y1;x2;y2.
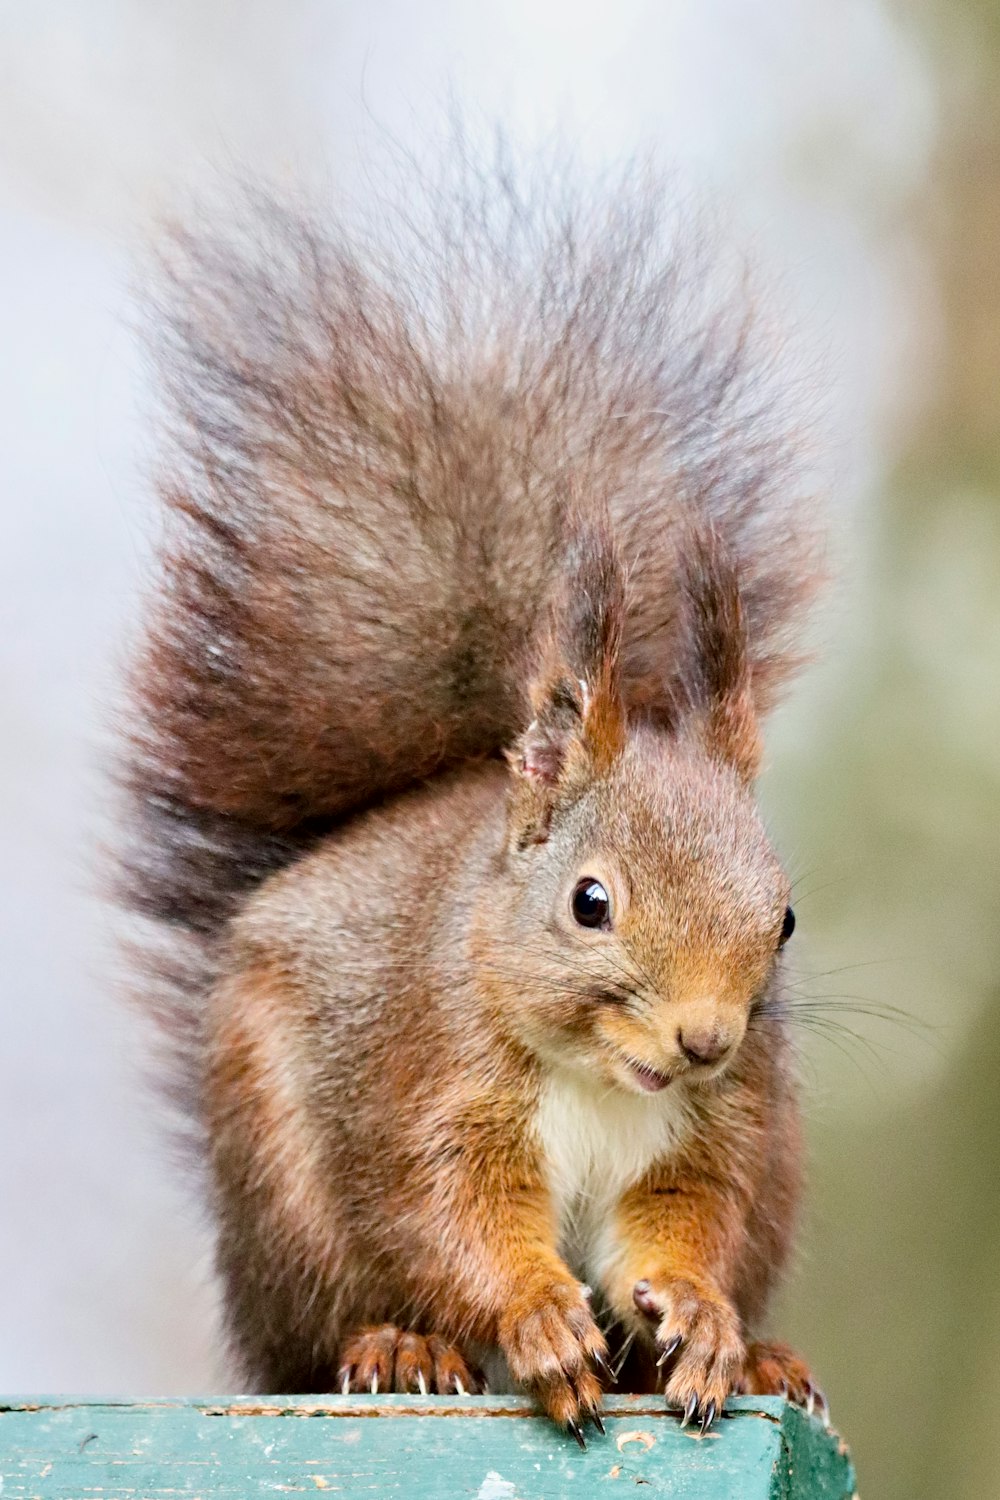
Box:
0;0;935;1391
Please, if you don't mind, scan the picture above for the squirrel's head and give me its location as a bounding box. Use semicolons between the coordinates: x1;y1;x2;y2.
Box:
479;516;795;1094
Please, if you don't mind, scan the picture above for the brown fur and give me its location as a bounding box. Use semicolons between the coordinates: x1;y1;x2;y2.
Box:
119;157;825;1431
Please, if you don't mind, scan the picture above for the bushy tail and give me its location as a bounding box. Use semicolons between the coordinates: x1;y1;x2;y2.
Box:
119;153;822;1107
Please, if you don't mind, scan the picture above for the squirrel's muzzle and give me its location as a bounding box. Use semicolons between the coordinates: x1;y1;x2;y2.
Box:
677;1022;734;1066
668;996;747;1073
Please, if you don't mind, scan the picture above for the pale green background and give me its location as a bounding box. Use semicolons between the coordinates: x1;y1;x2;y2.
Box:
1;5;996;1498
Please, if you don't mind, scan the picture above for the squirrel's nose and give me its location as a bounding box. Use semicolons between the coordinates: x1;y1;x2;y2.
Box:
677;1023;732;1066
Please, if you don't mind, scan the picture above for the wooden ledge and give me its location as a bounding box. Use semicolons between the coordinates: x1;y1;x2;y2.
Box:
0;1394;856;1497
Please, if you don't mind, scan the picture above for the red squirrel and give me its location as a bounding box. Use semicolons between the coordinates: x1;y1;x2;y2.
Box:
120;161;826;1444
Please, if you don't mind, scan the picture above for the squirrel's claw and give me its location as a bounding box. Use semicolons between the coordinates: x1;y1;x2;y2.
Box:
536;1371;608;1441
741;1340;826;1424
338;1325;480;1396
803;1381;830;1425
589;1408;606;1436
679;1392;699;1428
501;1280;608;1437
656;1333;683;1368
674;1391;720;1433
644;1280;744;1430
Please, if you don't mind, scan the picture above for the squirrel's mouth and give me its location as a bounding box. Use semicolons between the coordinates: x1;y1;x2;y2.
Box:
623;1057;674;1093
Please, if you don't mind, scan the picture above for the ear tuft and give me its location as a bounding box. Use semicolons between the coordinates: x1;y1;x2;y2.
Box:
680;524;762;781
507;514;626;842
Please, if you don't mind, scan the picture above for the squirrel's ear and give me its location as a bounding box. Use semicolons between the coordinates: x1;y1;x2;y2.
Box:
506;519;626;846
680;526;762;782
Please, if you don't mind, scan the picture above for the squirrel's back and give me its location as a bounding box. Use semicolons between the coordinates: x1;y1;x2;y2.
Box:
120;154;821;1116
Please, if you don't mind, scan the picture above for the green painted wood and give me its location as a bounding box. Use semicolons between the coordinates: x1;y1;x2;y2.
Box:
0;1395;855;1498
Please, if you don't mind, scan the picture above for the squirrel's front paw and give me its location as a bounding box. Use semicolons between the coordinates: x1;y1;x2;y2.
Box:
633;1277;744;1432
337;1324;483;1395
743;1339;828;1423
499;1279;609;1445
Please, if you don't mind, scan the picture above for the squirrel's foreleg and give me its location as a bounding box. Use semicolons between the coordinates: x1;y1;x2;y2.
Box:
602;1143;821;1430
603;1167;750;1431
410;1121;610;1442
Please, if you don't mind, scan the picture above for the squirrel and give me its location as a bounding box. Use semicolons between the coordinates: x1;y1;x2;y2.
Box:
120;159;827;1444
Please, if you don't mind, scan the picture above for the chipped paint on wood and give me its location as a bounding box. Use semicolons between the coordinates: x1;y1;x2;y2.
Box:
475;1473;517;1499
615;1429;656;1452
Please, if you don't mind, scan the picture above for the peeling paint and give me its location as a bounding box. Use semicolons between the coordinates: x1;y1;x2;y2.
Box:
475;1472;516;1500
616;1430;655;1453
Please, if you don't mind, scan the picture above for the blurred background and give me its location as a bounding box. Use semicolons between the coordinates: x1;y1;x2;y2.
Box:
2;2;998;1496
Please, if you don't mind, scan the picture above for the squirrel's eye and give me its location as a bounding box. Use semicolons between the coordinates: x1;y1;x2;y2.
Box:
572;878;611;929
779;906;796;946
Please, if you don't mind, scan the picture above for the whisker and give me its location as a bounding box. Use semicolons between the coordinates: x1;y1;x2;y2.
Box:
774;990;937;1041
787;873;855;906
616;942;662;999
477;960;636;1005
478;965;623;1001
481;938;645;1003
611;1328;637;1380
751;1003;894;1067
784;958;900;982
500;936;650;996
749;1009;885;1073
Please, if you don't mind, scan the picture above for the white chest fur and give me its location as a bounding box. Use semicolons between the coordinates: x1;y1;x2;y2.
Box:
532;1068;692;1288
